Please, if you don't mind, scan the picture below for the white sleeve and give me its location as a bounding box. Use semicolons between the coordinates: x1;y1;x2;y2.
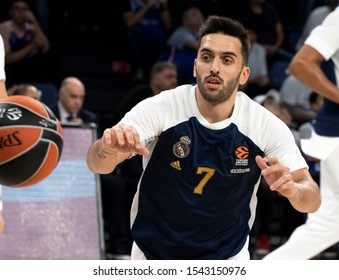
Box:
305;7;339;60
0;35;5;81
119;94;167;148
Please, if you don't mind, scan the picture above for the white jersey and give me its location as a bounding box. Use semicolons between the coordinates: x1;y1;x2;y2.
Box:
304;6;339;137
306;6;339;85
120;84;307;259
0;35;5;81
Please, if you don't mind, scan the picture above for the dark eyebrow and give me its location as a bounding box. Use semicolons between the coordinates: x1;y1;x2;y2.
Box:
199;47;238;58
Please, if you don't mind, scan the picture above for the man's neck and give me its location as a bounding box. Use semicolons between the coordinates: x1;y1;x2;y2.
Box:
195;89;235;124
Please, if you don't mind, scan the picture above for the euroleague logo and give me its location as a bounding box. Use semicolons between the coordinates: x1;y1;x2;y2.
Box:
234;145;249;167
0;107;23;121
235;145;249;159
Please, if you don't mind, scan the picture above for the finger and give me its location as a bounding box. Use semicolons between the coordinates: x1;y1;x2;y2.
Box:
262;156;279;166
130;125;142;148
273;180;297;198
103;129;112;145
135;146;150;157
270;173;292;190
112;126;126;146
123;125;149;156
123;124;137;146
263;162;290;177
255;155;268;171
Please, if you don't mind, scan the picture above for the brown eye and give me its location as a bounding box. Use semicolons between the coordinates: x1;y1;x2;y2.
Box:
201;54;211;62
223;57;232;64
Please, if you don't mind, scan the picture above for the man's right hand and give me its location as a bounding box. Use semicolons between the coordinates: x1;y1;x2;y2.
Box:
102;124;149;156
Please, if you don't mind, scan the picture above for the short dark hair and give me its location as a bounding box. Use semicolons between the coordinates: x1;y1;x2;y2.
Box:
198;15;250;66
8;84;30;96
150;61;177;80
11;0;30;7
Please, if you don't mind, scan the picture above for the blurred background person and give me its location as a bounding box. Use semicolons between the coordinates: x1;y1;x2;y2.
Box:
7;83;41;100
112;61;178;124
239;0;292;64
50;76;98;126
119;0;172;82
0;0;63;87
240;21;271;98
166;6;205;84
295;0;338;51
279;75;315;128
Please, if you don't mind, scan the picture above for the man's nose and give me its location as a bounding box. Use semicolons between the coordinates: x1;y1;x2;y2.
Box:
210;58;220;74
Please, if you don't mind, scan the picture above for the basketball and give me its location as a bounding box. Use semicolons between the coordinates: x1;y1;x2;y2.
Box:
0;95;63;187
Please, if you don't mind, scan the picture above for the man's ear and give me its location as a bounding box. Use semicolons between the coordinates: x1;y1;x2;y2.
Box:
193;59;197;77
239;66;250;86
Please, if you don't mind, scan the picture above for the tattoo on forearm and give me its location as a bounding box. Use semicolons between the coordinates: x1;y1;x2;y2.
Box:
96;142;115;159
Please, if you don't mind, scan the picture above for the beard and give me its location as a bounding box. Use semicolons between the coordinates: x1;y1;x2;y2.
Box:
196;71;241;105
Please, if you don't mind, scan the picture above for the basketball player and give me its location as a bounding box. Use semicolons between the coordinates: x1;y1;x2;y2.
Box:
0;34;8;233
87;16;320;259
264;6;339;260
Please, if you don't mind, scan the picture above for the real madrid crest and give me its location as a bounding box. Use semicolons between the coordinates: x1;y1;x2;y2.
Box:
173;136;191;158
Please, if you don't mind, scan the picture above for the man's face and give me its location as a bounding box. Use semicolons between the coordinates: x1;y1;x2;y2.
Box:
194;33;249;105
262;97;280;115
11;1;29;24
153;67;178;94
25;86;41;100
59;84;85;115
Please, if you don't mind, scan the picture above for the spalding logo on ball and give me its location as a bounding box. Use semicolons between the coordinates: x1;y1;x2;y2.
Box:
0;95;63;187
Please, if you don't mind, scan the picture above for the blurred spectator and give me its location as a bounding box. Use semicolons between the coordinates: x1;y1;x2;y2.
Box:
119;0;172;82
0;0;64;87
295;0;338;51
7;83;41;100
240;21;271;98
112;61;178;124
279;75;315;127
167;6;203;51
166;6;204;83
239;0;293;64
253;89;281;116
50;76;98;127
254;88;299;140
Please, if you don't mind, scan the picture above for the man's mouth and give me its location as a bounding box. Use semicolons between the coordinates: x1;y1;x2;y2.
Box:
206;77;222;89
